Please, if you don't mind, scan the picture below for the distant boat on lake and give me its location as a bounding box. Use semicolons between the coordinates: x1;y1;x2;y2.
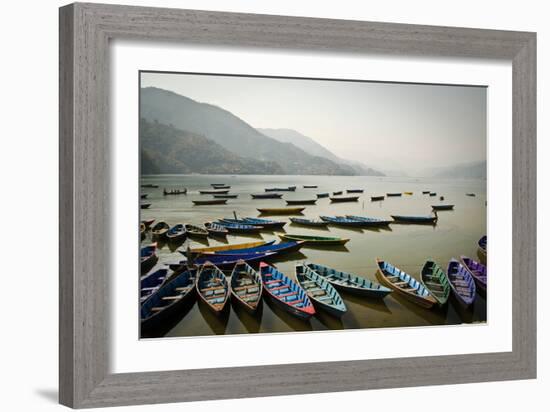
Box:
251;193;283;199
265;186;296;192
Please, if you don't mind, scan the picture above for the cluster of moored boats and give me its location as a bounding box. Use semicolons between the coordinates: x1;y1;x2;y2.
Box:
140;234;487;333
140;182;475;211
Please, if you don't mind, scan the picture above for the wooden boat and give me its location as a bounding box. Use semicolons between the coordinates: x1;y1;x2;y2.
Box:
140;223;146;240
197;263;230;314
199;189;230;195
140;269;197;332
141;219;155;228
176;251;277;270
422;191;431;194
478;235;487;260
204;222;228;237
466;193;476;197
151;221;170;238
140;203;151;209
432;204;454;211
329;196;359;203
140;194;148;199
386;192;401;197
230;261;263;313
188;240;274;254
404;191;413;195
221;217;286;229
460;256;487;292
346;189;363;193
163;188;187;195
371;195;385;201
192;199;228;205
211;183;229;188
332;191;343;195
278;233;350;246
375;259;437;308
295;264;347;317
316;193;329;198
210;185;230;189
141;184;159;188
140;268;169;303
184;224;209;237
345;215;392;226
285;199;317;205
260;262;315;319
140;243;158;274
289;217;329;227
257;207;305;215
391;212;438;224
251;193;283;199
429;192;437;196
215;221;263;234
303;185;318;188
206;241;305;256
213;194;238;198
421;260;451;306
447;259;477;307
320;215;368;227
306;263;391;298
166;224;187;242
265;186;296;192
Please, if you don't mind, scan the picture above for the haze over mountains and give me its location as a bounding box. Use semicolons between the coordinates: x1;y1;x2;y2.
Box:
140;87;485;179
258;128;383;176
140;87;381;176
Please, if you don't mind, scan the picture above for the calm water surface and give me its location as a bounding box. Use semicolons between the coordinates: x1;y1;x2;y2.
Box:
140;175;487;338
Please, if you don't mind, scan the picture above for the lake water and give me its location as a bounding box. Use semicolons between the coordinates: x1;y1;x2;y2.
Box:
140;174;487;338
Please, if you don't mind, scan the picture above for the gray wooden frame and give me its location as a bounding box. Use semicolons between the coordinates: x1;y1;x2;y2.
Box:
59;2;536;408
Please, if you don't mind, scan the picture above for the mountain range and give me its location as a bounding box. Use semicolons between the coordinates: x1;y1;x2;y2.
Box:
140;87;383;176
258;128;384;176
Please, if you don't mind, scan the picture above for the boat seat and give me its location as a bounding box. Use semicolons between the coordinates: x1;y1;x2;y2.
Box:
175;286;191;292
161;295;182;301
310;290;326;297
287;299;304;306
270;285;288;292
265;279;282;285
393;281;409;287
141;286;159;291
150;307;166;312
207;297;226;304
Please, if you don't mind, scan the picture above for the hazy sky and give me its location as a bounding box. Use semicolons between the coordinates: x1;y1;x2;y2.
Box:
141;72;486;172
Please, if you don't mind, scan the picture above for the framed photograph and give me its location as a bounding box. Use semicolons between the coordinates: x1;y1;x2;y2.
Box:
59;3;536;408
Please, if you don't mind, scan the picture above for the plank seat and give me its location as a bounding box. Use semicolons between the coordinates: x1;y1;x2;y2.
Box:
287;299;304;306
161;295;182;301
175;287;191;292
311;290;327;297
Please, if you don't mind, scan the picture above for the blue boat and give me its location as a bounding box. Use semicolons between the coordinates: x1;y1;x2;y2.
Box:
166;224;187;242
478;235;487;260
221;217;286;229
320;215;368;227
289;217;329;227
230;260;263;313
447;259;477;308
375;259;437;308
140;268;169;303
295;264;347;317
215;221;263;233
175;251;277;269
140;243;158;274
204;222;228;237
207;241;305;256
140;269;197;332
260;262;315;319
197;263;230;314
345;215;392;226
306;262;391;298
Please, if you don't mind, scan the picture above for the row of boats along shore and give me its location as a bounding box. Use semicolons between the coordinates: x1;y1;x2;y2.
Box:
140;182;479;210
140;211;488;333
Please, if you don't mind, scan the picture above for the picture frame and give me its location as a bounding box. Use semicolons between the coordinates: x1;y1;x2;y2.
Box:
59;2;536;408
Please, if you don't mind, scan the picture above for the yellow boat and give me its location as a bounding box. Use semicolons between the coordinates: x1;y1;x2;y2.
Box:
188;240;270;254
404;191;413;195
257;207;305;215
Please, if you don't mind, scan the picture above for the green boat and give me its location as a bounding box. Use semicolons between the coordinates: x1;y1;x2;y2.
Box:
278;233;350;245
420;260;451;306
